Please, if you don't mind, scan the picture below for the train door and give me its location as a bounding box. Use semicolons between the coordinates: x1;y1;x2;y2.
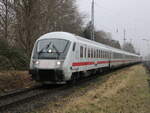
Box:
72;42;77;62
83;44;87;70
78;44;87;70
109;51;112;68
71;41;79;72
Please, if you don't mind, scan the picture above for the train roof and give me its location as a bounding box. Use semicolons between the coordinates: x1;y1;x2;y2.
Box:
37;32;77;41
37;32;140;57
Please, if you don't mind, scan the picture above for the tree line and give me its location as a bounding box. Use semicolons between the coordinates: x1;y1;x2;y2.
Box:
0;0;136;70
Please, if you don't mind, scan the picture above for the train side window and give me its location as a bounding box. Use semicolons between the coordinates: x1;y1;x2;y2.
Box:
98;50;99;58
94;49;96;58
72;42;76;51
97;49;99;58
99;50;101;58
93;49;95;58
85;47;87;58
92;49;94;58
103;51;104;58
80;46;83;58
88;48;90;58
91;48;93;58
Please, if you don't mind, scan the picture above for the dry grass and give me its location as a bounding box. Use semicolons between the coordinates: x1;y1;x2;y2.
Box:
0;71;35;93
33;65;150;113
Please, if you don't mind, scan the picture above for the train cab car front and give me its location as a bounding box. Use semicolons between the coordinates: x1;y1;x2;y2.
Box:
29;35;71;84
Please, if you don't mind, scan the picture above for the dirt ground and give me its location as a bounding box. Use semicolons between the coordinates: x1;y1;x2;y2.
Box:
32;65;150;113
0;71;35;93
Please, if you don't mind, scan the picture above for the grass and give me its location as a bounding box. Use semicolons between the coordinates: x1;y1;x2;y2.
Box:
0;71;35;93
32;65;150;113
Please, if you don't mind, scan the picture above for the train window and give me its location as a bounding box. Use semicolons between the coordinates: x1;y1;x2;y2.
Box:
72;42;76;51
97;49;99;58
106;52;108;59
99;50;101;58
80;46;83;58
97;49;98;58
85;47;87;58
88;48;90;58
94;49;95;58
91;48;93;58
103;51;105;58
100;50;101;58
94;49;96;58
98;50;100;58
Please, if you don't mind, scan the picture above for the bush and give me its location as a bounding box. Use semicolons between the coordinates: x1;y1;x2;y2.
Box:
0;39;29;70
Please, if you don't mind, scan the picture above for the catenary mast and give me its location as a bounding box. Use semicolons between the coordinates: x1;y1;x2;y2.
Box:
91;0;95;41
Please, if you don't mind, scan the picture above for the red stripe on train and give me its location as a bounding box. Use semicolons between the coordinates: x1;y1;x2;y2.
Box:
72;62;95;66
72;60;136;67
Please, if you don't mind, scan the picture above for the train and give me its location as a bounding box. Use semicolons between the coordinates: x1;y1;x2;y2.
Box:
29;32;142;84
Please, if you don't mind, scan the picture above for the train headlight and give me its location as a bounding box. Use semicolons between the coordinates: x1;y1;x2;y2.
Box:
35;61;40;65
56;61;61;65
48;49;52;53
33;60;40;65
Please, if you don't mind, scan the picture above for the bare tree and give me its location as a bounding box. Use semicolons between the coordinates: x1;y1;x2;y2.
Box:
13;0;83;57
0;0;14;42
13;0;41;57
122;42;136;53
83;23;121;49
46;0;83;34
0;0;85;70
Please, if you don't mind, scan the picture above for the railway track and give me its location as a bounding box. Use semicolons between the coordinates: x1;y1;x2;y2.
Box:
0;85;43;110
0;73;106;112
0;82;72;112
0;64;138;113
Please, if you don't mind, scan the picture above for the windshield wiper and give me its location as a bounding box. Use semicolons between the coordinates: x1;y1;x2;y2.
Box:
52;44;60;56
38;42;52;54
38;42;61;59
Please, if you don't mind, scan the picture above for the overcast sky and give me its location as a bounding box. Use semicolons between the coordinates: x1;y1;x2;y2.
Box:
77;0;150;56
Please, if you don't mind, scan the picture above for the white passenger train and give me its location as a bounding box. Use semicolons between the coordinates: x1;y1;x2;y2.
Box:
29;32;141;84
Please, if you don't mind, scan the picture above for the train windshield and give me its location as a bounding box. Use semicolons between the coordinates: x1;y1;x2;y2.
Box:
33;39;71;59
